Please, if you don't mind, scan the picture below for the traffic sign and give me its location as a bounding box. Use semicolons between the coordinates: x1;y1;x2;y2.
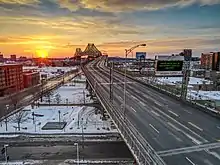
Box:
136;52;146;59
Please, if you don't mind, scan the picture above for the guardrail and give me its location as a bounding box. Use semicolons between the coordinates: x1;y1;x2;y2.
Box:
82;66;166;165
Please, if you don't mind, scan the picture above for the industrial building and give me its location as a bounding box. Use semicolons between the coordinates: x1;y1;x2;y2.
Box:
0;64;24;96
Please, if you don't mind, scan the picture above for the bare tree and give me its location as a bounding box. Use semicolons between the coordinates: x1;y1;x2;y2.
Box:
55;93;61;104
45;91;54;105
10;110;29;131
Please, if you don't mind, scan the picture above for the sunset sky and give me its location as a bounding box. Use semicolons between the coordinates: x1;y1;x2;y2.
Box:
0;0;220;58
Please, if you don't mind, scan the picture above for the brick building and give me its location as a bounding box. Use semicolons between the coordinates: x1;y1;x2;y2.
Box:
23;71;40;88
201;53;213;70
201;52;220;71
0;64;24;96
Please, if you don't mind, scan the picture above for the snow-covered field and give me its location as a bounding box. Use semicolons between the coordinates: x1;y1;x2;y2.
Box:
0;75;117;135
40;75;92;104
187;90;220;101
156;76;212;85
0;105;116;135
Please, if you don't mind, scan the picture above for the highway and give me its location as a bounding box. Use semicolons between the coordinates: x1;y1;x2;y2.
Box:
84;57;220;165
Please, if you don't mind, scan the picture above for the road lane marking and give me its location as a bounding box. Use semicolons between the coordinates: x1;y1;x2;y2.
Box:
149;124;159;134
151;110;160;117
139;101;146;106
168;110;179;117
131;107;136;113
154;101;163;107
217;126;220;130
154;107;208;143
167;122;181;132
118;96;123;101
131;95;137;100
185;133;202;145
185;157;196;165
182;109;193;114
168;132;183;142
188;122;203;132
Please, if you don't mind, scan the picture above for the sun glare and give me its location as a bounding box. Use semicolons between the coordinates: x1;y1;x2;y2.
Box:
36;49;48;58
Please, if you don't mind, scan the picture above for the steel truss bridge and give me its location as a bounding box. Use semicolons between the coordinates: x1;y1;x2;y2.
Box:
73;43;102;61
82;56;220;165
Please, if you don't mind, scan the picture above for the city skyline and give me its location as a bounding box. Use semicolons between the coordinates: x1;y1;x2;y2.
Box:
0;0;220;58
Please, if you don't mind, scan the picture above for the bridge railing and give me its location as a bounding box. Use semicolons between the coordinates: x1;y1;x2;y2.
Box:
82;66;166;165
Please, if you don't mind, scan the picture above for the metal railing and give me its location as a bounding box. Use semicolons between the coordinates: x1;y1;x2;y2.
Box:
83;66;166;165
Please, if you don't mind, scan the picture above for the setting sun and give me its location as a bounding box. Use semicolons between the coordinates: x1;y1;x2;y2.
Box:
36;50;49;58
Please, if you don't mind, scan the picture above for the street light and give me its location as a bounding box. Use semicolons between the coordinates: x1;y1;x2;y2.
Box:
5;105;9;131
3;144;9;163
74;143;79;165
123;44;146;120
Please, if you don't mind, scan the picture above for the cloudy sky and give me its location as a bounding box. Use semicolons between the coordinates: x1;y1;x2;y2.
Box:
0;0;219;58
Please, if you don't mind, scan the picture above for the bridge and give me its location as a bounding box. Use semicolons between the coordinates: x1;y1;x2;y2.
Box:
82;56;220;165
73;43;102;61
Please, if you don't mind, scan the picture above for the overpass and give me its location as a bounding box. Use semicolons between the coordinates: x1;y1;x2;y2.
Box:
82;56;220;165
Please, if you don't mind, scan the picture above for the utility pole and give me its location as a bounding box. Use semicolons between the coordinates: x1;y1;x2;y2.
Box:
5;105;9;131
109;61;114;102
74;143;79;165
58;110;61;124
81;118;84;150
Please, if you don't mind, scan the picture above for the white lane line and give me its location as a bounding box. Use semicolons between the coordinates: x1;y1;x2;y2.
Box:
154;107;208;143
151;110;160;117
131;95;137;100
168;110;179;117
217;126;220;130
168;132;183;142
149;124;160;134
139;101;146;107
118;96;123;101
131;107;137;113
154;101;163;107
167;122;181;132
182;109;193;114
188;122;203;132
185;157;196;165
185;133;202;145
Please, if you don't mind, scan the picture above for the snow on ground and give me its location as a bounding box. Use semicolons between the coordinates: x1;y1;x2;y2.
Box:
156;76;212;85
40;77;92;104
188;90;220;100
0;105;117;135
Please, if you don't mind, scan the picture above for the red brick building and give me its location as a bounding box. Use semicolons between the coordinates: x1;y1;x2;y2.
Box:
0;64;24;96
23;71;40;88
201;52;220;71
201;53;213;70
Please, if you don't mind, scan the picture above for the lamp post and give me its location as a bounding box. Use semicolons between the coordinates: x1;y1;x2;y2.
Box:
5;105;9;131
4;144;9;163
123;44;146;120
74;143;79;165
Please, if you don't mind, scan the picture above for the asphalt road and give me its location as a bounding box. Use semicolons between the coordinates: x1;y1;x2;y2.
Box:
84;58;220;165
0;142;133;162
